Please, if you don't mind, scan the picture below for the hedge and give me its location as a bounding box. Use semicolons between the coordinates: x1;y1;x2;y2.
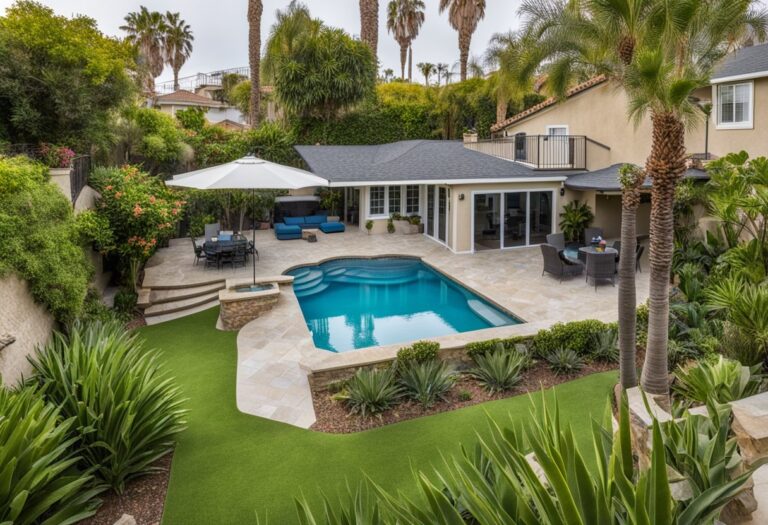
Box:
531;320;610;357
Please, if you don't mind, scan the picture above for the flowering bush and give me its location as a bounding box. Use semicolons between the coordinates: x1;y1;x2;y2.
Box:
90;165;186;286
39;143;76;168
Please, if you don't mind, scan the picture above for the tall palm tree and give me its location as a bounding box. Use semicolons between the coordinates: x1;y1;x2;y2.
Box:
382;68;394;82
485;31;534;124
359;0;379;57
435;63;449;86
162;12;194;91
521;0;767;396
262;1;322;83
417;62;435;85
247;0;263;126
439;0;486;82
121;6;166;93
386;0;425;81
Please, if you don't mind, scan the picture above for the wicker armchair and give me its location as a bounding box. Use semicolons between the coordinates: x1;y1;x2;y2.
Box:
584;227;604;244
546;233;566;251
586;252;616;290
540;244;584;282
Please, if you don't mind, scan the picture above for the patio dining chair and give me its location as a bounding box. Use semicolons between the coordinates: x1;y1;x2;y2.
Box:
232;243;247;269
192;238;205;266
540;244;584;282
586;252;616;290
545;232;566;251
204;223;220;243
247;241;259;261
203;244;219;270
612;240;621;264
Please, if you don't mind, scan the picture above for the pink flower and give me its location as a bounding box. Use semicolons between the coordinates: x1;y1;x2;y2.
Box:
133;204;143;217
149;196;156;204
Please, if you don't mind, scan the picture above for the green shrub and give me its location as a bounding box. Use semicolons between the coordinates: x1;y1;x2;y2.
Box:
532;320;608;357
458;389;472;402
636;302;649;349
470;351;527;393
465;336;530;358
673;355;764;406
545;348;585;376
338;368;403;417
667;339;704;369
395;340;440;372
0;384;102;524
591;329;619;362
722;321;764;366
30;321;188;493
399;360;457;408
113;288;137;317
78;287;125;324
0;156;91;322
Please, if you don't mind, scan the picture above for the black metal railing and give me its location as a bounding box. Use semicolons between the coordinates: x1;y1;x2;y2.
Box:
156;66;251;94
70;155;90;203
465;135;587;170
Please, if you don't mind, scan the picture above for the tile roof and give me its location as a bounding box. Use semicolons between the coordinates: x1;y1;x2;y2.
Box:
490;75;608;133
155;90;223;106
712;43;768;81
564;163;709;191
295;140;576;185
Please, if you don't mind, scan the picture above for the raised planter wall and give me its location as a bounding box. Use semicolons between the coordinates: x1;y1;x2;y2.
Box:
218;278;282;331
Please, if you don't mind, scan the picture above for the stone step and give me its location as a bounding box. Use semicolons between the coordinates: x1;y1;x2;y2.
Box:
143;291;220;317
148;277;226;291
149;282;226;305
144;301;219;325
294;282;330;298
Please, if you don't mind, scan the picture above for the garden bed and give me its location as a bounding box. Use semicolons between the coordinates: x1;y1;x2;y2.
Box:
81;454;172;525
310;357;635;434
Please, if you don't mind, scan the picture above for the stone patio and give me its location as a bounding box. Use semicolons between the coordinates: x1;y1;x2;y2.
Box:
144;228;650;427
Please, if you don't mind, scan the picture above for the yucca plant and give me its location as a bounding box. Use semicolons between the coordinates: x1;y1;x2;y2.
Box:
673;355;764;406
0;384;102;525
399;359;457;408
29;320;188;493
338;367;403;417
470;350;527;393
545;347;585;376
293;483;385;525
591;328;619;363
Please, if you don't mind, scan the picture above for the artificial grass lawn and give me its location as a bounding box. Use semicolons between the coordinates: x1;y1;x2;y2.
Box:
141;307;618;524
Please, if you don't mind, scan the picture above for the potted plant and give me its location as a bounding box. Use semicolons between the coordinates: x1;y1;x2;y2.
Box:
558;200;594;243
365;220;373;235
409;214;424;234
318;188;342;222
387;216;395;234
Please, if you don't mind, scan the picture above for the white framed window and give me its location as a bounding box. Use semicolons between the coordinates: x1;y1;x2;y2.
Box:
716;82;753;129
369;186;385;216
546;125;568;136
388;185;401;214
405;185;420;214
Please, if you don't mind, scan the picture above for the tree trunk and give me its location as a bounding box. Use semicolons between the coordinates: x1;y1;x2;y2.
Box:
496;99;508;125
247;0;263;127
618;179;643;389
399;42;408;80
359;0;379;57
408;44;413;82
173;67;180;91
641;112;687;396
458;26;472;81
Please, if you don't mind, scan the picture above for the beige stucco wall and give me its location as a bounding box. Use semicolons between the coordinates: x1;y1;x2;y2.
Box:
0;275;55;386
705;77;768;158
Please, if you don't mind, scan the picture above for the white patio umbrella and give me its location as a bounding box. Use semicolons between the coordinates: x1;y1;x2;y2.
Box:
167;155;329;284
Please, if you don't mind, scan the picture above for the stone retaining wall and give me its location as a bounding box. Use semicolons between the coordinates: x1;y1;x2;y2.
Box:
218;279;281;331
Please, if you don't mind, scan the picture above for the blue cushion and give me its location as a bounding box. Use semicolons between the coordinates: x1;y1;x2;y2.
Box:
305;214;327;225
275;223;301;233
319;222;345;233
284;217;305;226
218;234;232;241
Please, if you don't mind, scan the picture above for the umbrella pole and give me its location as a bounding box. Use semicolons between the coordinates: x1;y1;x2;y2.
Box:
252;188;256;285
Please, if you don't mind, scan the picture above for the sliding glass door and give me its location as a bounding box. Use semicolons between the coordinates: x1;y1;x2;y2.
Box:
426;185;435;237
438;187;447;243
472;190;554;251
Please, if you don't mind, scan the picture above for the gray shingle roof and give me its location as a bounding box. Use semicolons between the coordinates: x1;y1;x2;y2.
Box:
712;43;768;81
294;140;576;184
565;163;709;191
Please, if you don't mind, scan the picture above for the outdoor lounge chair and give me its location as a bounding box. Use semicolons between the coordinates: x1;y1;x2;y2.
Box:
545;232;566;251
586;252;616;290
540;244;584;282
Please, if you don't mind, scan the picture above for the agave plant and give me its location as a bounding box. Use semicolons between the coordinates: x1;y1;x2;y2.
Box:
338;367;403;417
470;350;527;393
0;384;102;525
545;347;585;375
29;320;188;493
591;328;619;362
399;359;457;408
673;355;764;406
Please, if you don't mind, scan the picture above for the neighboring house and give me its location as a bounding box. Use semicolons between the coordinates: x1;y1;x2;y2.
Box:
154;90;246;126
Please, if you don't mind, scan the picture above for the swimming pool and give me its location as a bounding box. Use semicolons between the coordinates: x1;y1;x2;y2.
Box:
286;257;522;353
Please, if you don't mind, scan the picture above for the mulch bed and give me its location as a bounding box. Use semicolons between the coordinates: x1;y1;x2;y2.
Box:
80;453;172;525
310;359;625;434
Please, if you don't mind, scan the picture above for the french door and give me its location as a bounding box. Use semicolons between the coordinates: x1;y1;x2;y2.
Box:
425;185;449;245
472;190;553;251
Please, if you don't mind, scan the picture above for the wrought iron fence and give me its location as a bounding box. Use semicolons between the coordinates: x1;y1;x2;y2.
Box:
464;135;587;170
70;155;90;202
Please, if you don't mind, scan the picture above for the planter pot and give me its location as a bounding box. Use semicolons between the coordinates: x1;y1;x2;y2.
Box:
327;215;340;222
394;219;418;235
257;222;270;230
417;224;425;234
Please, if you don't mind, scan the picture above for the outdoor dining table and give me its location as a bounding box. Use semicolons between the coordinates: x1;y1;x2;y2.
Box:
577;245;618;264
203;235;248;252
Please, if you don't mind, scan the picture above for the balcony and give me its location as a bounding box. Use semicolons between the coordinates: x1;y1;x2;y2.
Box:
464;134;587;170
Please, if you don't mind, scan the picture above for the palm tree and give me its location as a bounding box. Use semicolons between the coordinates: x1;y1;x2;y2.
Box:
521;0;767;396
439;0;486;82
359;0;379;57
386;0;425;81
262;1;322;83
382;68;394;82
121;6;166;93
442;68;454;85
162;12;193;91
247;0;263;126
435;63;449;86
417;62;435;85
485;31;534;124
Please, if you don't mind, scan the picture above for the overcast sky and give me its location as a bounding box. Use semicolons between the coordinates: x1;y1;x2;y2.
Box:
0;0;525;83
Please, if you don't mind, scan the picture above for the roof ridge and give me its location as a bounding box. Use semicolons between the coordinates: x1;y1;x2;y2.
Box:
490;74;608;133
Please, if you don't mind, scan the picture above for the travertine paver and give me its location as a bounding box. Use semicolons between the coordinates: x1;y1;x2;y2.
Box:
145;229;650;427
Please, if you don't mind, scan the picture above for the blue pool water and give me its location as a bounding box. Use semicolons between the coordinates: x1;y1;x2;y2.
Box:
286;257;522;353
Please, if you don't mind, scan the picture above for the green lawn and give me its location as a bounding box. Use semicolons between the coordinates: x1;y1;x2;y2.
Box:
141;307;617;524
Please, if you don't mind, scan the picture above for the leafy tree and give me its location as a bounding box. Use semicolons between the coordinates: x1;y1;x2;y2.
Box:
175;107;207;132
0;1;135;151
163;12;194;91
117;107;188;175
262;1;322;84
273;27;376;121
